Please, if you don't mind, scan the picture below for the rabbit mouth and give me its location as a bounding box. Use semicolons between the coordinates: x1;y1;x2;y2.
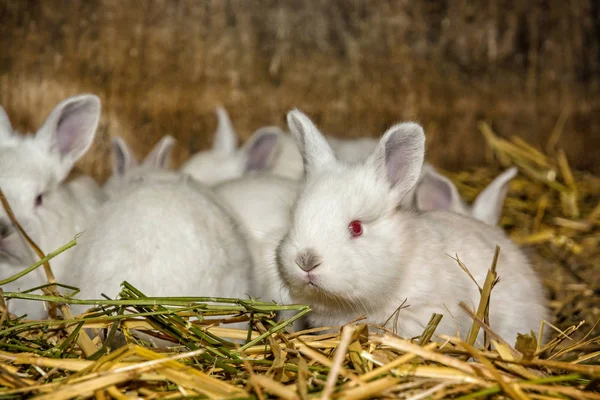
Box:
300;271;321;287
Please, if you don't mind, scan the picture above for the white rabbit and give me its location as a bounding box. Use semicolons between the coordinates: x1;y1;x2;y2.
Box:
275;110;548;343
180;107;243;184
412;164;518;226
103;135;177;198
65;168;253;320
0;95;106;320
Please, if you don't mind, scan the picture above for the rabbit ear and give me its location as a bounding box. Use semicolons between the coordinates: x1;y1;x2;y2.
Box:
471;167;518;225
370;122;425;204
111;137;138;176
287;109;336;178
35;94;101;181
143;135;176;169
416;165;467;213
212;106;238;155
243;127;282;172
0;105;13;136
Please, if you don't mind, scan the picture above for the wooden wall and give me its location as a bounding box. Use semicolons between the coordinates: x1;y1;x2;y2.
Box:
1;0;598;181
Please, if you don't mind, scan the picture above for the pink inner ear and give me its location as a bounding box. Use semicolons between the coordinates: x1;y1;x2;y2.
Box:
55;101;97;160
245;133;278;171
112;142;129;175
384;134;419;188
416;176;453;211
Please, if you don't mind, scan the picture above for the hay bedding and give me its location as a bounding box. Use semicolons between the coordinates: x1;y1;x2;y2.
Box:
0;125;598;399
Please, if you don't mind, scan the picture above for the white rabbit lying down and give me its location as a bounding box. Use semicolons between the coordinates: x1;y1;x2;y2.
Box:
0;95;105;320
103;135;176;198
275;110;549;343
65;173;253;319
70;137;251;346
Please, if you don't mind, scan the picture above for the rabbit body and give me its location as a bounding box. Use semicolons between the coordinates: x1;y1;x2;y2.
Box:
66;175;253;315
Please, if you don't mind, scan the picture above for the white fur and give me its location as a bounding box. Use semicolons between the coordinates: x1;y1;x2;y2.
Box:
181;107;245;184
103;135;176;198
215;175;299;302
0;95;105;319
214;174;306;330
181;107;384;184
276;110;548;343
65;174;253;317
325;135;517;226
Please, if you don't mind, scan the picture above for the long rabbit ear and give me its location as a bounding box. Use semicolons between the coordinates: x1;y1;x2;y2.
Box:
287;109;336;178
35;94;101;181
243;127;282;172
471;167;518;225
212;106;238;155
111;137;138;176
369;122;425;205
143;135;176;169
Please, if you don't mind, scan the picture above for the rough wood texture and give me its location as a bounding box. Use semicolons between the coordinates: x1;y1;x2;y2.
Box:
1;0;598;181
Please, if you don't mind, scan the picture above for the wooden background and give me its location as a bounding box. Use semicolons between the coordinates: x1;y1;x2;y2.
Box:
1;0;598;181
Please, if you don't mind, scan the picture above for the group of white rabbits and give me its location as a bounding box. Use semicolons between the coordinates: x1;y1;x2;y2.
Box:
0;94;549;343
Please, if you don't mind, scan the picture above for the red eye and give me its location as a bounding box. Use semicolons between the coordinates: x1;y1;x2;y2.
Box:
348;220;363;238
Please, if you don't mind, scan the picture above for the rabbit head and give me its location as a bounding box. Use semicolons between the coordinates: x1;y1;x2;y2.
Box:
103;135;177;197
0;94;100;265
276;110;425;309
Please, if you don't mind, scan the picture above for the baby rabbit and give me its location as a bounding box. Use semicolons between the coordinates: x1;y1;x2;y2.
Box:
0;95;106;319
103;135;176;198
275;110;548;342
412;164;518;226
180;107;243;184
65;146;253;319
